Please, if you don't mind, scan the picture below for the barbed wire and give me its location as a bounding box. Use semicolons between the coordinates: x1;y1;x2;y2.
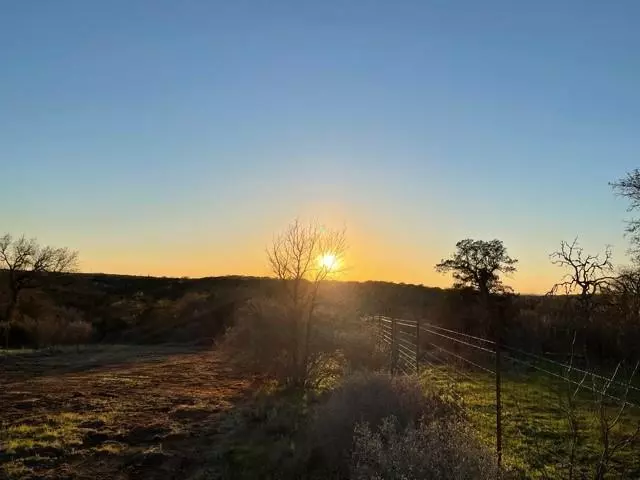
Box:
420;320;496;345
502;353;639;409
500;343;640;394
374;313;639;408
424;341;496;376
380;317;640;407
373;315;640;395
371;313;640;476
422;348;483;386
419;325;497;354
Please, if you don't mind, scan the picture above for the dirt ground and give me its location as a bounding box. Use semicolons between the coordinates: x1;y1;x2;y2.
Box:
0;345;260;479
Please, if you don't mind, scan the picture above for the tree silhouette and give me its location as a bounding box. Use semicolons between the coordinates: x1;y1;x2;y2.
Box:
435;239;517;301
549;239;614;299
611;169;640;258
549;238;614;328
267;219;346;386
0;234;78;348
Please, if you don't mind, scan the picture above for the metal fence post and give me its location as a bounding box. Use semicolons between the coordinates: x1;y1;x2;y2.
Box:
391;317;397;374
415;318;420;374
495;308;503;471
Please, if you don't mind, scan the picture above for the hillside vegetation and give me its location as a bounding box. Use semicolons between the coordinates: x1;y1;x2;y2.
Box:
3;271;638;369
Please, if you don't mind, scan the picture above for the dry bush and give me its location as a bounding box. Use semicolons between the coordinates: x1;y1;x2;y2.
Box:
308;372;459;475
32;315;63;347
222;298;296;382
315;308;388;374
18;307;92;347
65;319;93;345
222;298;384;387
351;415;498;480
125;291;236;344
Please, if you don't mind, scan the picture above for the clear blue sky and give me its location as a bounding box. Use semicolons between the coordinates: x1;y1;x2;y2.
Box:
1;1;639;292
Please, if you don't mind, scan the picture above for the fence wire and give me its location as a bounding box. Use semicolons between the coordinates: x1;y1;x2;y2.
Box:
369;314;640;478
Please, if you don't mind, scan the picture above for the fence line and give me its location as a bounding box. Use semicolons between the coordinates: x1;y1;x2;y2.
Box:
376;314;640;404
502;353;639;408
425;341;497;376
500;342;640;394
368;314;640;476
377;315;419;375
420;320;497;345
419;325;497;354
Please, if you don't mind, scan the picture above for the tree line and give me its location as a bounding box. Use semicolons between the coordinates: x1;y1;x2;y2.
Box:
3;168;640;362
431;169;640;363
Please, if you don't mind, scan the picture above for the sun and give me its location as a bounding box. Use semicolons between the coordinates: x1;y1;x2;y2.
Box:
319;253;338;271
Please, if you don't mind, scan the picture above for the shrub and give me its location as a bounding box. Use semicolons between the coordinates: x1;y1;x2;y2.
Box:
223;298;385;387
309;372;458;475
351;415;498;480
18;307;92;347
222;298;297;382
65;319;93;345
320;312;389;374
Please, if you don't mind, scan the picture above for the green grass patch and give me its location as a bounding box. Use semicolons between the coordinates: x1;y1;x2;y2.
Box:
1;410;118;478
419;365;640;479
4;413;85;454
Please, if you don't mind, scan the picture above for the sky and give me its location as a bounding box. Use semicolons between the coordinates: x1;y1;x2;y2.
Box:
1;1;639;293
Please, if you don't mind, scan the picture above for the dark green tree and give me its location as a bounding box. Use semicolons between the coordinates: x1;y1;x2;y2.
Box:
435;239;517;301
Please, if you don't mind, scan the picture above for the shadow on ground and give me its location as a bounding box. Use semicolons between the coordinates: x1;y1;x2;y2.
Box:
0;345;264;479
0;344;207;382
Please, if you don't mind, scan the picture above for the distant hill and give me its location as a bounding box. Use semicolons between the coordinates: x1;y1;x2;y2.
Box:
3;271;450;347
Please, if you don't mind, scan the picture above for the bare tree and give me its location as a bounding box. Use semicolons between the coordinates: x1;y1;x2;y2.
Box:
267;219;346;386
549;239;614;323
611;169;640;258
435;239;517;303
0;234;78;348
605;267;640;325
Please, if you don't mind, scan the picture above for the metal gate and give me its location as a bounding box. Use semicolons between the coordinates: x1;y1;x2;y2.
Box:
375;315;419;375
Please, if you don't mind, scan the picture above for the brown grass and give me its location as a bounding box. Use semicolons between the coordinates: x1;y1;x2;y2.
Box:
0;345;260;479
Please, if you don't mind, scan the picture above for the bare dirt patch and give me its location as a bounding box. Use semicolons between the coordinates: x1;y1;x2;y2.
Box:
0;345;259;479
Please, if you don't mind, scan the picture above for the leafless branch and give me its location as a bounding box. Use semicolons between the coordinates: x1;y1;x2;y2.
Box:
549;239;614;298
265;220;347;387
0;233;78;348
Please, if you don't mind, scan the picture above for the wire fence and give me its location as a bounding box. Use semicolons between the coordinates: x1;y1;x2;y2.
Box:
369;314;640;479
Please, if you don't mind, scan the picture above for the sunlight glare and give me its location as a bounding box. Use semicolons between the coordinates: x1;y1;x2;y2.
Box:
319;253;338;271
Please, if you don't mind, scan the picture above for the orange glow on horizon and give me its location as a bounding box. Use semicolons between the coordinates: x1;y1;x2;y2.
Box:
74;221;566;295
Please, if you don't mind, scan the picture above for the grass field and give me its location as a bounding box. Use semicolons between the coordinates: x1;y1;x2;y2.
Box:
419;363;640;479
3;344;639;479
0;345;265;479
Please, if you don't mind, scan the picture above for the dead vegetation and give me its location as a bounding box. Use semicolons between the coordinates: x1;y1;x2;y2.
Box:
0;345;260;479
